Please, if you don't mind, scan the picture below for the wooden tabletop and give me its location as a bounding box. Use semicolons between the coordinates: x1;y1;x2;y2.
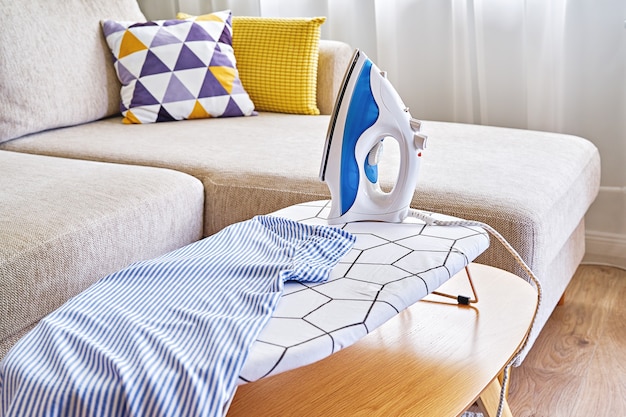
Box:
227;263;538;416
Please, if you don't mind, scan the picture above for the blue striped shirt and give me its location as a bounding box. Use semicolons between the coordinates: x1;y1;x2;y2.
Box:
0;216;355;417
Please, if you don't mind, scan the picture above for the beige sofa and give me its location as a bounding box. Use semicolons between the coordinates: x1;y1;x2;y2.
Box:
0;0;600;366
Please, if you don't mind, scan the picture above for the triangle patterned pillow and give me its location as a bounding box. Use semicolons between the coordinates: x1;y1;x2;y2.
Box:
101;10;255;124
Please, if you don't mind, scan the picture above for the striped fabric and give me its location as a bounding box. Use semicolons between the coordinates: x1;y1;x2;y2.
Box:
0;216;355;417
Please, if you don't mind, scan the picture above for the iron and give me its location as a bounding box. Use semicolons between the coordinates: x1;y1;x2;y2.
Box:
320;49;427;224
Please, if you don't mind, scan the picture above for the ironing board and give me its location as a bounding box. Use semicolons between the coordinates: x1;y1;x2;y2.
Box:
0;199;491;417
238;200;490;384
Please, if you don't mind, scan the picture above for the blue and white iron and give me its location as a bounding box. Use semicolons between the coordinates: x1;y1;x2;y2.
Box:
320;49;427;224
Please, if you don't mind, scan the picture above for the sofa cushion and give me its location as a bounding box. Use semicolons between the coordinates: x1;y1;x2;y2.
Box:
230;16;326;115
101;10;255;124
0;151;204;358
0;0;146;143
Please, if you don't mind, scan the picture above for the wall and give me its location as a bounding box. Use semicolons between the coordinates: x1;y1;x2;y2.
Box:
585;188;626;268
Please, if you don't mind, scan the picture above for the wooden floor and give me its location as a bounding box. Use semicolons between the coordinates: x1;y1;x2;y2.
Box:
507;264;626;417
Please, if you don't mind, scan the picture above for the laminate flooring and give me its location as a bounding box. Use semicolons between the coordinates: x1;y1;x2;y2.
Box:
507;264;626;417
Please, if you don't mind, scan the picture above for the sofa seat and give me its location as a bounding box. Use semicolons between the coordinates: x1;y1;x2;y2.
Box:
0;114;333;236
0;114;601;361
0;151;204;357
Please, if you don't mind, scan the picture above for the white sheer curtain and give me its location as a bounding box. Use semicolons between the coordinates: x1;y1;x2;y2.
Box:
138;0;626;262
143;0;624;143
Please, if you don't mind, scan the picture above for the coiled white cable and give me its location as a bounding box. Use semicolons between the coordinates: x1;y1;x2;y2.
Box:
407;208;543;417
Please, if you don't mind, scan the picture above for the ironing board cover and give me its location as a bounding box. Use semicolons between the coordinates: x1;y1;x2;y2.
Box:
238;200;489;383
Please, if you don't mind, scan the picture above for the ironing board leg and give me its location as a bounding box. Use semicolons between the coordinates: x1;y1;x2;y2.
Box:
476;377;513;417
432;266;479;305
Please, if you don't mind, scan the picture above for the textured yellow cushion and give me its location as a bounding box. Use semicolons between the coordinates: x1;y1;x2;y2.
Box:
179;12;325;115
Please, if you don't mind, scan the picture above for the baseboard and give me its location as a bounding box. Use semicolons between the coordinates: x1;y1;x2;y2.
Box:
584;231;626;270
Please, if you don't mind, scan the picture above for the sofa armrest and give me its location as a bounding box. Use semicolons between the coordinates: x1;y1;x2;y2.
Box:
317;40;353;115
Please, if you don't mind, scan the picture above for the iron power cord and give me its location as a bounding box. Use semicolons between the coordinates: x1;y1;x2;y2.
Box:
407;208;543;417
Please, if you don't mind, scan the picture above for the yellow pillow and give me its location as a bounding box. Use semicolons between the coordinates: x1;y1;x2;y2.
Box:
179;13;325;115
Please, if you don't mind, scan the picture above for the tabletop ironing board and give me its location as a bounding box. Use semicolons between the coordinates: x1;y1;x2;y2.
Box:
0;199;491;417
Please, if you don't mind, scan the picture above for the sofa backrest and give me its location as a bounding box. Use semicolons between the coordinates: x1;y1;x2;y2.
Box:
0;0;146;143
316;40;353;116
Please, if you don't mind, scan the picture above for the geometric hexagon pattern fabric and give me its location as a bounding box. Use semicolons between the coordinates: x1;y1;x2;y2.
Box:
238;200;490;384
101;10;255;124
